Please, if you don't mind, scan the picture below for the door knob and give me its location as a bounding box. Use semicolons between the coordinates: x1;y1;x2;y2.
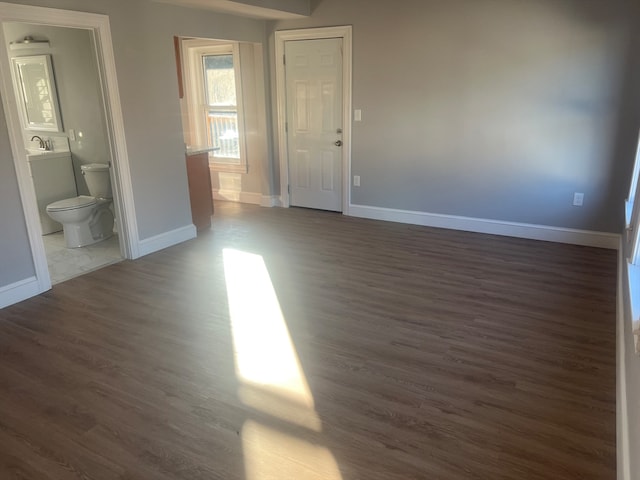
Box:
334;140;343;147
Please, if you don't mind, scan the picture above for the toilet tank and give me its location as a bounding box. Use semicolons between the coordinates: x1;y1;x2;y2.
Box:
81;163;112;199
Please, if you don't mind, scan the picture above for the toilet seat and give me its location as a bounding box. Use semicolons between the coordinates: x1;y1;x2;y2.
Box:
47;195;97;212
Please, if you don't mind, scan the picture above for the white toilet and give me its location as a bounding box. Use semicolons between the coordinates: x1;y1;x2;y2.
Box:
46;163;114;248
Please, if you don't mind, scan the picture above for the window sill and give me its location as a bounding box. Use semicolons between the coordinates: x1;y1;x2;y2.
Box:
627;261;640;354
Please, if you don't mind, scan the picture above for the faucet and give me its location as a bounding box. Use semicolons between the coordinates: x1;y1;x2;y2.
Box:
31;135;46;150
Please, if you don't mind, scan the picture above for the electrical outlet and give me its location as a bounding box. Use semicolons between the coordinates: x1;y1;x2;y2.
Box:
573;192;584;206
353;175;361;187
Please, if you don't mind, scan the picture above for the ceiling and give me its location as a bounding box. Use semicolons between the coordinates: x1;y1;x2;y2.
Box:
152;0;310;20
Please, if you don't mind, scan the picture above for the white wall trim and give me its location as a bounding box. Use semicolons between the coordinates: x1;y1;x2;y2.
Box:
213;189;262;205
213;191;280;207
0;3;141;303
90;13;140;260
349;203;620;249
0;276;41;309
274;26;353;213
138;224;197;258
617;242;632;480
261;195;281;207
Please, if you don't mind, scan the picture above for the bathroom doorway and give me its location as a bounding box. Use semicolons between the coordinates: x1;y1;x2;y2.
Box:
0;4;139;291
4;22;122;284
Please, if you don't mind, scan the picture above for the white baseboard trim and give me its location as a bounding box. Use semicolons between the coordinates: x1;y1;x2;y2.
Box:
137;224;197;258
213;190;262;205
261;195;281;207
0;276;43;309
348;204;620;249
617;244;632;480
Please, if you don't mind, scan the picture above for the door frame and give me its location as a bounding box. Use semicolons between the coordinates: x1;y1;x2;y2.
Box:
275;26;352;213
0;3;140;294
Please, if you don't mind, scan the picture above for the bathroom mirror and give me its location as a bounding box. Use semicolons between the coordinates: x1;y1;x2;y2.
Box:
11;54;63;132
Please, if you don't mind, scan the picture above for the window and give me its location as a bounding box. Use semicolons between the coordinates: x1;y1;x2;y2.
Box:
626;130;640;263
183;40;247;173
625;129;640;352
203;54;239;163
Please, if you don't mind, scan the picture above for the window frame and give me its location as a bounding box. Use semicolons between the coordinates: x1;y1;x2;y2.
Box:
183;40;248;173
625;128;640;353
626;130;640;264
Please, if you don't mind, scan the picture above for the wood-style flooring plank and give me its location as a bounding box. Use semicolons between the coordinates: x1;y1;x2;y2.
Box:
0;202;617;479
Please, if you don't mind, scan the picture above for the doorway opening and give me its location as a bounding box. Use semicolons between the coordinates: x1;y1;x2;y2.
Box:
0;4;139;292
178;36;270;210
4;22;121;284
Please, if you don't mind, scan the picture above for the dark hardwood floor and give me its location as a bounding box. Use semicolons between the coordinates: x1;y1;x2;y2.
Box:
0;202;617;479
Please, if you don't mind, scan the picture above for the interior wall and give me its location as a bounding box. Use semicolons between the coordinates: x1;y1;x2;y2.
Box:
270;0;637;233
3;22;110;196
0;0;269;286
97;0;268;238
0;95;35;286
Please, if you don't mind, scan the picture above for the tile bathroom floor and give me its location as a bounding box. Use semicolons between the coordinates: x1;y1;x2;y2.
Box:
42;231;122;284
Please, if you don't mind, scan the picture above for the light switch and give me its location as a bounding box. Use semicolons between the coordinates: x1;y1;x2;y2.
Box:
69;129;76;141
354;109;362;122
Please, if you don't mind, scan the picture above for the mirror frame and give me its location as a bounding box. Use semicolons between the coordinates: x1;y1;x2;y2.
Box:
11;54;63;132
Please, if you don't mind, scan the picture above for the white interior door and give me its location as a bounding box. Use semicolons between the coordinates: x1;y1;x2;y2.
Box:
285;38;343;212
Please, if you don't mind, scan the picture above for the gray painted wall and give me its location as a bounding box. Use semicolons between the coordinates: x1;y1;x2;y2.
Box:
0;96;35;286
233;0;309;16
271;0;638;233
3;23;110;196
1;0;267;237
619;6;640;478
88;0;267;239
0;0;269;291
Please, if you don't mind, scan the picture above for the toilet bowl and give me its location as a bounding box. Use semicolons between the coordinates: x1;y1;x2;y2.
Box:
46;163;114;248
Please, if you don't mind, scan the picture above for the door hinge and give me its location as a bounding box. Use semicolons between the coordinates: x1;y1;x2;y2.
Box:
285;122;288;133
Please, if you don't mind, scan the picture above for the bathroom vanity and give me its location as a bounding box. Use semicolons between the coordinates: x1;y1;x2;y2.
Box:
185;146;217;232
27;151;77;234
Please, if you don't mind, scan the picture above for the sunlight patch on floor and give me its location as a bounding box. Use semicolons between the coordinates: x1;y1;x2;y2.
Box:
223;248;342;479
242;420;342;480
223;248;314;409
